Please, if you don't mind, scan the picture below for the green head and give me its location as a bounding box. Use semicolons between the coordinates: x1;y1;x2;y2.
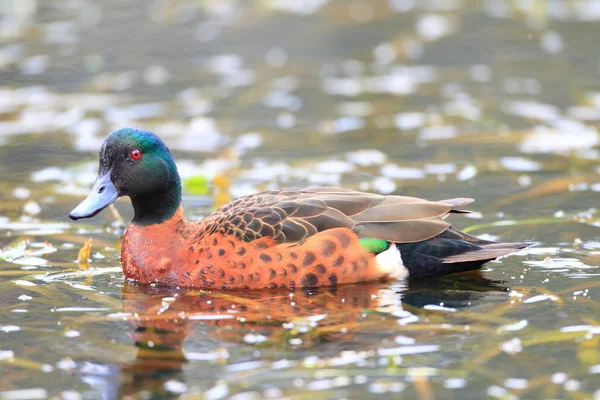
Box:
69;127;182;225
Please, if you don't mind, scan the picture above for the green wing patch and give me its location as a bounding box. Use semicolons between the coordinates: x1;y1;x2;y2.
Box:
358;238;389;254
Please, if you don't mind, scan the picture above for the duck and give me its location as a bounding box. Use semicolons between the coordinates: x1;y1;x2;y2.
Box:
69;127;529;289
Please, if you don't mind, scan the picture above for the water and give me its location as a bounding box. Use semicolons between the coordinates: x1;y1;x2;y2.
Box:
1;1;600;398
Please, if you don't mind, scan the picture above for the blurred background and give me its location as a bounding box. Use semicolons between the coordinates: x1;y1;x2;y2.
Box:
2;1;600;399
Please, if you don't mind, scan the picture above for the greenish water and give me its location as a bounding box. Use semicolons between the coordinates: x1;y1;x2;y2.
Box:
2;1;600;398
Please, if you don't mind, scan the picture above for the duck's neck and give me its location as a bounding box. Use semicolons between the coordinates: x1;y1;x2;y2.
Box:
130;176;183;226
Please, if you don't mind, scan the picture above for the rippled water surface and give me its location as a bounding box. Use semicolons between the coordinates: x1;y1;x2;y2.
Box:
2;1;600;399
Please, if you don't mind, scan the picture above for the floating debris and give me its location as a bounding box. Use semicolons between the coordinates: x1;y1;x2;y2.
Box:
11;256;47;266
377;345;440;356
423;304;457;312
444;378;467;389
346;149;387;167
0;388;48;400
73;239;93;272
456;165;477;181
12;280;36;287
242;333;268;344
499;157;542;172
501;338;523;354
163;379;188;394
0;325;21;333
419;125;457;141
519;125;599;155
416;14;455;41
395;112;426;131
501;320;529;332
523;294;559;304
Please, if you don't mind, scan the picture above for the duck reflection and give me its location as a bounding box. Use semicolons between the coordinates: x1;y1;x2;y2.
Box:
402;271;509;309
116;274;506;398
121;281;405;348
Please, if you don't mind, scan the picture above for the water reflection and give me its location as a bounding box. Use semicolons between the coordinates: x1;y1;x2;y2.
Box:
402;271;508;309
112;277;507;397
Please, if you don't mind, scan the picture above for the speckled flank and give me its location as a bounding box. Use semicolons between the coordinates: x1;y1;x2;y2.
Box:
121;208;394;289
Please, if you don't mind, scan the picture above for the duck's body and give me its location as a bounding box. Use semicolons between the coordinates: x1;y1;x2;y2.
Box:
70;128;529;289
121;206;383;289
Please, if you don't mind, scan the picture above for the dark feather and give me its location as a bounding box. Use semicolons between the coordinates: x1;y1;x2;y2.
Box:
441;242;529;263
254;209;283;226
280;219;309;242
304;208;355;232
314;195;372;216
440;228;496;245
398;239;530;279
287;199;328;218
293;217;318;236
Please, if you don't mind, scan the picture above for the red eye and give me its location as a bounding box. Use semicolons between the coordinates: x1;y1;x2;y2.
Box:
130;149;142;160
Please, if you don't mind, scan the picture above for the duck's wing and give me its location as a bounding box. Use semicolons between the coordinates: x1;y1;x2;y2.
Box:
201;188;472;244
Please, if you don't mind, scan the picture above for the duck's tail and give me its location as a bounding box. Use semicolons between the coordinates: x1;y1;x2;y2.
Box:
391;229;532;279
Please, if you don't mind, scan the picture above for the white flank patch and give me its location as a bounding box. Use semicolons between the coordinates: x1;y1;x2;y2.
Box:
375;245;408;279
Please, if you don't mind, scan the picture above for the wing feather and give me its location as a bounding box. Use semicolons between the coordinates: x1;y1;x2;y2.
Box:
355;219;450;243
352;202;451;223
199;189;473;245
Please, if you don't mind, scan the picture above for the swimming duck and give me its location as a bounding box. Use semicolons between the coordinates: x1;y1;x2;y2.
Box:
70;127;529;289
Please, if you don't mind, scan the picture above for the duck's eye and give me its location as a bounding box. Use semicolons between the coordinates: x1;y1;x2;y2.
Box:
130;149;142;160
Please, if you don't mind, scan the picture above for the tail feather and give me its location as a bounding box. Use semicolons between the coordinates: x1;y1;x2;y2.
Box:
440;198;475;214
438;198;474;209
438;198;475;216
397;235;533;279
442;242;530;263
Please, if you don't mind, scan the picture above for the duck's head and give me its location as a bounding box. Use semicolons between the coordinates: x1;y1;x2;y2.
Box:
69;127;181;225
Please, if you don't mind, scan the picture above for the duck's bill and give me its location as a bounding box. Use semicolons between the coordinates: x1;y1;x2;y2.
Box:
69;172;119;220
